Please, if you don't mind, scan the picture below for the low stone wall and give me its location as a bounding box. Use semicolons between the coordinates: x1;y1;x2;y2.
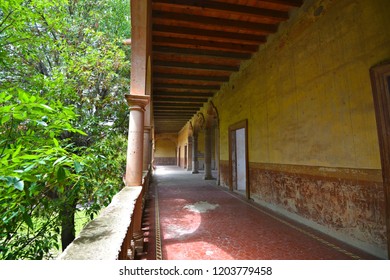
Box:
57;186;142;260
154;157;176;165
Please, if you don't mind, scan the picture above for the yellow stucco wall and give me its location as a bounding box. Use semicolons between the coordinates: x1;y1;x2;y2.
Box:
177;124;190;167
177;124;190;150
211;0;390;169
154;133;177;158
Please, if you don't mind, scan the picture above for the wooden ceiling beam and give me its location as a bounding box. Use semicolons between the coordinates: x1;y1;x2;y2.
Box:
153;51;241;66
154;83;220;91
153;73;229;82
153;0;289;21
154;109;197;112
154;99;208;105
153;24;267;44
153;78;221;87
153;46;252;60
154;111;198;115
155;87;217;94
153;60;239;72
153;102;203;107
153;66;233;79
150;0;304;134
153;91;215;98
154;114;192;117
153;96;208;104
155;109;200;114
260;0;304;7
153;36;258;53
152;11;277;35
154;115;194;118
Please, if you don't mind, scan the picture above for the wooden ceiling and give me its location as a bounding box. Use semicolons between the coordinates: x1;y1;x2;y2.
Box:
151;0;304;133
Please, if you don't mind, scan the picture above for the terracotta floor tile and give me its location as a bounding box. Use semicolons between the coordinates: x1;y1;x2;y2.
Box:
138;166;378;260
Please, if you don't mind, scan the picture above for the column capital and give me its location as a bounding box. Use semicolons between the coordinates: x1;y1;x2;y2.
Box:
125;94;150;111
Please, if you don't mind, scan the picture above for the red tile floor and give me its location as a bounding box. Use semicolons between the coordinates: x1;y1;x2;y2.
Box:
138;166;378;260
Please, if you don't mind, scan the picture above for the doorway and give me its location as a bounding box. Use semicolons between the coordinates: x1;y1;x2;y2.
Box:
370;62;390;259
229;120;249;199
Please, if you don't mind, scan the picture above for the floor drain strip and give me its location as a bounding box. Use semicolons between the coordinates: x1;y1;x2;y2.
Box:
155;186;163;260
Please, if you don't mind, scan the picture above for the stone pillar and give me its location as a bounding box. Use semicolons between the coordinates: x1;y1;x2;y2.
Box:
187;137;193;171
143;100;151;171
192;134;199;174
124;94;150;187
128;0;151;257
204;126;214;180
124;94;149;256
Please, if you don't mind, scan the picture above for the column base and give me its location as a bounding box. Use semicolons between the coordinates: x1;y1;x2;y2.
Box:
204;175;215;180
192;171;199;174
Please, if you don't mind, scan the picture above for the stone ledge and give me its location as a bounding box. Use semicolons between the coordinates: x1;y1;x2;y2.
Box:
57;186;142;260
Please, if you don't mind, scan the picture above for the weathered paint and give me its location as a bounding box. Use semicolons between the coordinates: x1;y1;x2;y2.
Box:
219;160;386;257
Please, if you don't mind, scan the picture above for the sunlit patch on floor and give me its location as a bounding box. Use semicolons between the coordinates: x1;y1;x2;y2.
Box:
183;201;219;213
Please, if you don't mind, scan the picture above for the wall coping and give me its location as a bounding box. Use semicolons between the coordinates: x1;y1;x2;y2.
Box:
57;186;142;260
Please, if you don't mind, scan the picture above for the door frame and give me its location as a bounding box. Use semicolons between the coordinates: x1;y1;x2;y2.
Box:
228;119;249;199
370;62;390;259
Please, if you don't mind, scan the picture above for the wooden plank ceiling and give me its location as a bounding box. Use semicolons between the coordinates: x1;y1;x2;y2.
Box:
151;0;304;133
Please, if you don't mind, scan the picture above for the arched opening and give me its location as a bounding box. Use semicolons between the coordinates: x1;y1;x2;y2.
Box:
154;135;178;166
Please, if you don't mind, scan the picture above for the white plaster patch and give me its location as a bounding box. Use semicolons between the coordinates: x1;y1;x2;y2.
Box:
183;201;219;213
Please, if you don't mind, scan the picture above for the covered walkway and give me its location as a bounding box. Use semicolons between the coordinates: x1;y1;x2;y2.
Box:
140;166;377;260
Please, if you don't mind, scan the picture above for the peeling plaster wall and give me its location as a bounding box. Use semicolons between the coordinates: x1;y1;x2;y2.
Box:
213;0;390;258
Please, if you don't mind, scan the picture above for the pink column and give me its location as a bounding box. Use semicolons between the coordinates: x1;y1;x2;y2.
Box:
124;94;150;186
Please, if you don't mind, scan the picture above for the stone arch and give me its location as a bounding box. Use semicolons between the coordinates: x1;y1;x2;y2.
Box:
205;101;219;129
190;113;205;174
188;121;194;137
193;112;205;136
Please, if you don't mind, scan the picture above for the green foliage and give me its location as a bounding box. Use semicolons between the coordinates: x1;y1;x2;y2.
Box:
0;0;130;259
0;89;85;259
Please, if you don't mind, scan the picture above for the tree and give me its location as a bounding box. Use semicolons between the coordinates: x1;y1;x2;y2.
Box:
0;89;86;259
0;0;131;258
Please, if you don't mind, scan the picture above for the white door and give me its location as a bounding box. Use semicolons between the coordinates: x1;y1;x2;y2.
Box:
236;128;246;191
